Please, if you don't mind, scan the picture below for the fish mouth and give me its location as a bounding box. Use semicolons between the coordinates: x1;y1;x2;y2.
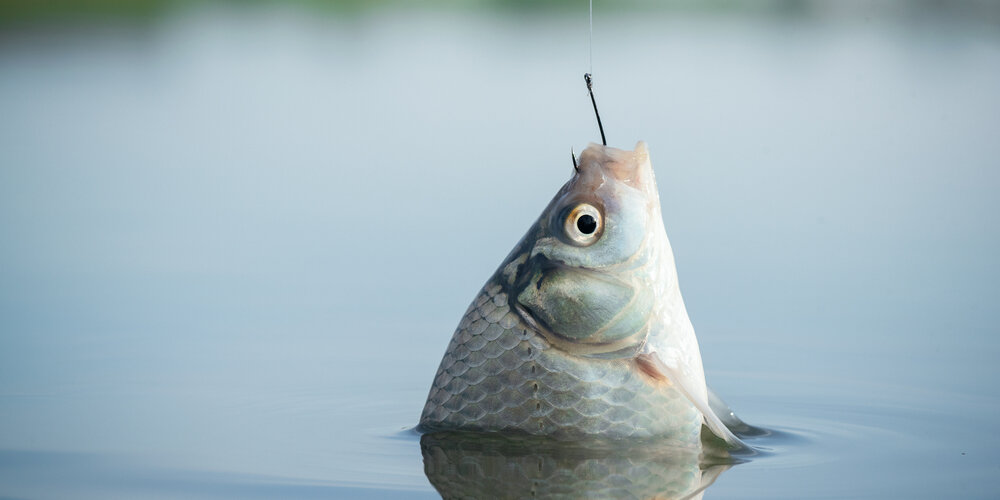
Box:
577;141;656;195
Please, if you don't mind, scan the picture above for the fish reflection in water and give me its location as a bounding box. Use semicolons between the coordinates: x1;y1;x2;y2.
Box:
420;430;739;499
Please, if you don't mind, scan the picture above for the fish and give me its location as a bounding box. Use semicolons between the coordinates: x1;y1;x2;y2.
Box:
419;141;746;447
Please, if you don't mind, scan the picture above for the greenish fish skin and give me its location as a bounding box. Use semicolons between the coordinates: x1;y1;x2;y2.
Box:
420;142;710;443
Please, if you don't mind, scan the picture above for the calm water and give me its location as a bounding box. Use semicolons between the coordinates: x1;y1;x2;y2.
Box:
2;3;999;498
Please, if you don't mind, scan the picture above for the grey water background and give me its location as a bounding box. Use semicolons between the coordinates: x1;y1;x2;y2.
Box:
1;1;999;498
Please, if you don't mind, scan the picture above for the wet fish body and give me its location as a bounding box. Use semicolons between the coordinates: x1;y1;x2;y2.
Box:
421;142;738;445
421;283;701;440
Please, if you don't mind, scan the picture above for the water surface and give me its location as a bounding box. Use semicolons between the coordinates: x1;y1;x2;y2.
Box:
1;3;999;498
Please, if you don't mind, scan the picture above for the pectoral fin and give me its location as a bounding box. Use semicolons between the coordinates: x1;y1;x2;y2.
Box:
635;353;749;450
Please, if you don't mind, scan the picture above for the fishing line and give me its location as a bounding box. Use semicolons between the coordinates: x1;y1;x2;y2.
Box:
585;0;606;146
589;0;593;74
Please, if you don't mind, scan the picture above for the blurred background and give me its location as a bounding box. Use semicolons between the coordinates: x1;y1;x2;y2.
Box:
1;1;999;498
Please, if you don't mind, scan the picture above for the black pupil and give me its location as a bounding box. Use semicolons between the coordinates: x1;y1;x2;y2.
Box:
577;214;597;234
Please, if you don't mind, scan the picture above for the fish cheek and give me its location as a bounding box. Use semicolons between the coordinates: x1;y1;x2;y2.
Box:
516;267;643;346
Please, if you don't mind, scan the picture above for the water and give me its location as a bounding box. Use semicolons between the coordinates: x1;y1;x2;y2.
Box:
1;3;999;498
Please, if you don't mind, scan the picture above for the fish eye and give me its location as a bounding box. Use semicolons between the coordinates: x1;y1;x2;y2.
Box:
563;203;603;246
577;214;597;234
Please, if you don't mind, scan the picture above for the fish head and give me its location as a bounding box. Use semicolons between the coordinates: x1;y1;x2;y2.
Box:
505;141;669;358
537;140;660;268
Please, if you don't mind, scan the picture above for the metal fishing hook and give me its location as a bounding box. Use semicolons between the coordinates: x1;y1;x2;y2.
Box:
584;73;607;146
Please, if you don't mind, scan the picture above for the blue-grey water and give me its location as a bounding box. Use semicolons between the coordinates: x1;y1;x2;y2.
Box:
2;3;999;498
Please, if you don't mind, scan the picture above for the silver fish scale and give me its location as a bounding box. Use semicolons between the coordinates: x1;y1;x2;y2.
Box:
420;280;702;440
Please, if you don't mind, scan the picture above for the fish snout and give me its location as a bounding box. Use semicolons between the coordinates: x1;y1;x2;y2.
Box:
577;141;656;194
